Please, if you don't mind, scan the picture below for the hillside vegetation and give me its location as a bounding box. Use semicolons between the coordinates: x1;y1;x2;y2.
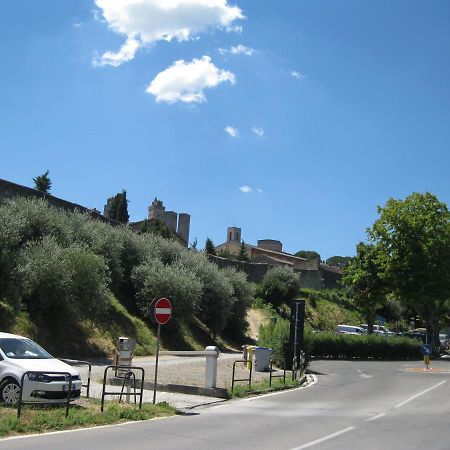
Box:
0;198;254;357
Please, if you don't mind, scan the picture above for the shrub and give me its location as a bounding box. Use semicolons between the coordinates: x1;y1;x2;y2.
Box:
258;319;291;368
258;266;301;307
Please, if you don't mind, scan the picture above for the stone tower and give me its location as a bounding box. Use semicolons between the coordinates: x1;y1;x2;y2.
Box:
148;198;165;221
227;226;241;243
178;213;190;245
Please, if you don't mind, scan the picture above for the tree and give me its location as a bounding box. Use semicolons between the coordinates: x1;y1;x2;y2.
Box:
295;250;320;260
105;190;129;223
237;241;249;262
326;256;353;268
204;238;216;255
33;170;51;194
368;192;450;348
140;219;172;239
342;243;385;333
259;266;301;307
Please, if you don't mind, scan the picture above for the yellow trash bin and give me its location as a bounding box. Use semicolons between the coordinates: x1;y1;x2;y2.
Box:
246;346;255;370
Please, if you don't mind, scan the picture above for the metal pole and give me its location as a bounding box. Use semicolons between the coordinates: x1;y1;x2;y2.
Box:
153;324;161;404
292;302;299;375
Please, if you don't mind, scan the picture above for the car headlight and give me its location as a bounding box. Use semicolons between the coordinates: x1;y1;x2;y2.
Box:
28;373;52;383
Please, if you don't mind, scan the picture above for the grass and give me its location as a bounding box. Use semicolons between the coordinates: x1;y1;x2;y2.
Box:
0;398;176;438
229;376;302;398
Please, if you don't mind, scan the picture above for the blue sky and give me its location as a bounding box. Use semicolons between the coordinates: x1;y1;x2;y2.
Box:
1;0;450;259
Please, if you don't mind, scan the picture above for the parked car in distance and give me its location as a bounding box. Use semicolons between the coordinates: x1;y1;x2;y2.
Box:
439;334;449;351
360;324;394;336
0;332;82;406
336;325;366;335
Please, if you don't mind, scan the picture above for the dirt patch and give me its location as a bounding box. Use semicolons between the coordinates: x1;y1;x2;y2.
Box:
246;308;269;341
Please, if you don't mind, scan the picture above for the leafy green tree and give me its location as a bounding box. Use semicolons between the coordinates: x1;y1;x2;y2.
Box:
140;219;172;239
105;190;129;223
342;243;385;333
237;241;249;261
368;192;450;347
326;256;353;268
259;266;301;307
204;238;216;255
33;170;52;194
295;250;320;260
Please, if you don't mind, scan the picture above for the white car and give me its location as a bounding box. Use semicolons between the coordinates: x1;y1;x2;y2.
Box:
0;332;82;405
336;325;366;335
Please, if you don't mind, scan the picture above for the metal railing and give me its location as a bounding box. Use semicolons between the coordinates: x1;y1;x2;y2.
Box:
269;360;286;387
59;359;92;398
17;371;73;418
101;365;145;412
231;360;252;391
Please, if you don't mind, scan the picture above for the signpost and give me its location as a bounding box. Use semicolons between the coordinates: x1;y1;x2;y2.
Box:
152;298;172;404
290;300;305;379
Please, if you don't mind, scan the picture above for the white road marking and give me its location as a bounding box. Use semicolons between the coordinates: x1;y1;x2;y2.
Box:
395;380;446;408
290;426;355;450
357;369;373;379
365;413;386;422
155;308;171;314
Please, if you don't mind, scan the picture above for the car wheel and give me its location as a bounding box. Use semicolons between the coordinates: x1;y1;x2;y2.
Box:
0;379;21;406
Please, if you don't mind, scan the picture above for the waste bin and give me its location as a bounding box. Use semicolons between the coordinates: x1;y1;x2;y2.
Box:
253;347;272;372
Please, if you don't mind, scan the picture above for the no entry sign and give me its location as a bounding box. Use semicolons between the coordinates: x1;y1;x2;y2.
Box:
154;298;172;325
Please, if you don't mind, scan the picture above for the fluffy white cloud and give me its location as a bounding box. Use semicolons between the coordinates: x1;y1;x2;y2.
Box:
146;56;235;104
225;126;239;137
219;44;254;56
252;126;264;137
93;38;140;67
291;70;305;80
239;185;263;194
94;0;244;66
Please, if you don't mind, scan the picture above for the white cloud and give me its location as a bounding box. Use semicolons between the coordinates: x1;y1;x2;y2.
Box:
93;37;140;67
239;186;263;194
94;0;244;66
219;44;254;56
225;126;239;138
73;22;83;28
291;70;305;80
252;126;264;137
146;56;235;104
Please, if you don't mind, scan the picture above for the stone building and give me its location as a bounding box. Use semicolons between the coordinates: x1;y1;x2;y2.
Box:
215;226;342;289
147;198;190;245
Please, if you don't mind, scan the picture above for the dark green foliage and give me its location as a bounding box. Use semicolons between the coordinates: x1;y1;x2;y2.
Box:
0;301;15;329
104;191;129;223
342;243;385;333
259;266;301;307
140;219;172;239
204;237;216;255
258;319;291;368
294;250;320;260
33;170;51;194
368;192;450;347
307;332;421;359
0;197;255;346
237;241;249;261
326;256;353;268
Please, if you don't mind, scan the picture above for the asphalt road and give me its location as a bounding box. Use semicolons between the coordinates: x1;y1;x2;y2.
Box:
3;358;450;450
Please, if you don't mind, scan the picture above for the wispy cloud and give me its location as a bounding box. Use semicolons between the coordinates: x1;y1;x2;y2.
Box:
146;56;235;104
225;126;239;138
93;0;244;67
219;44;255;56
73;22;83;28
239;185;263;194
291;70;305;80
252;126;264;137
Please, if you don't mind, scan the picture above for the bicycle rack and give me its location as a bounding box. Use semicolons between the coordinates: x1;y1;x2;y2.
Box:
231;360;252;391
101;365;145;412
17;371;73;418
269;360;286;387
59;359;92;398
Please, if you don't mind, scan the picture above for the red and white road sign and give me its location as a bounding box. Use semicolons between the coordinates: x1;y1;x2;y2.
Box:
154;298;172;325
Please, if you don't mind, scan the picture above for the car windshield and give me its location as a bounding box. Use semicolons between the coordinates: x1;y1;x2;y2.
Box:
0;338;53;359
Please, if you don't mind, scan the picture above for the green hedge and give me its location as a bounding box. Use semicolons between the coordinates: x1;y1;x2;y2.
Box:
310;332;421;359
259;321;422;364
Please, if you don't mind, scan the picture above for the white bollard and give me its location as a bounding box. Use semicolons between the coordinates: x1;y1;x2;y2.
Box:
204;346;220;388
